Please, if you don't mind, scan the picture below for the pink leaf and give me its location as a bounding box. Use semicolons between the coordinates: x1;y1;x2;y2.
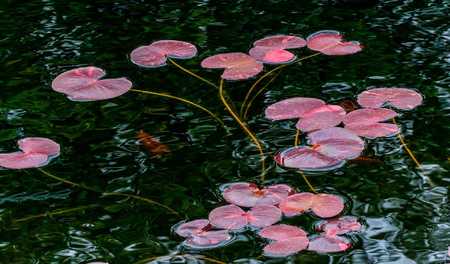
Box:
52;66;132;101
222;182;292;207
316;216;361;236
309;127;365;160
150;40;197;59
263;237;310;257
247;205;282;228
249;47;296;64
0;152;49;169
18;137;60;156
275;147;344;171
311;194;345;218
357;87;423;110
130;46;167;68
307;30;362;56
185;230;231;248
279;193;315;217
296;104;346;132
175;219;210;237
265;97;325;120
259;224;307;241
201;52;263;80
308;235;351;253
209;204;247;230
344;108;399;138
254;35;306;49
130;40;197;68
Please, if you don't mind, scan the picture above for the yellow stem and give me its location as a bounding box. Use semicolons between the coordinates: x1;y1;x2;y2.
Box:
392;118;421;168
37;169;179;216
298;171;317;193
102;192;179;216
242;69;282;119
294;130;301;146
12;204;100;223
219;79;266;181
168;58;218;89
240;52;322;117
130;88;225;127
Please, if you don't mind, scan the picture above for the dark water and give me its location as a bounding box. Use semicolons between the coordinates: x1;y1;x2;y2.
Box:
0;0;449;263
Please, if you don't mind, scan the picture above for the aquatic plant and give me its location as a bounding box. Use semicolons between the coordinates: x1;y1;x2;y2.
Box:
249;35;306;64
258;224;309;257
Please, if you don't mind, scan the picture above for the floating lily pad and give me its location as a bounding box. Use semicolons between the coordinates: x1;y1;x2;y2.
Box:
316;216;362;236
52;66;132;101
130;40;197;68
344;108;399;138
208;204;281;230
307;30;362;56
174;219;232;249
275;127;364;171
357;87;423;110
222;182;293;207
308;235;351;253
253;35;307;49
279;192;345;218
259;224;309;257
201;52;263;80
249;47;296;64
0;137;60;169
265;97;325;120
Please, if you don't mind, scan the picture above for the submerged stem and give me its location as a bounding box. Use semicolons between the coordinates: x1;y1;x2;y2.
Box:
240;52;322;117
242;69;282;119
219;79;266;181
12;204;100;223
168;58;218;89
294;130;301;146
36;168;179;216
392;118;421;168
298;171;317;193
130;88;224;127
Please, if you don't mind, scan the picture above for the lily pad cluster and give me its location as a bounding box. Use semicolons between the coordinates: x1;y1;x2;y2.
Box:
173;182;362;257
270;87;423;171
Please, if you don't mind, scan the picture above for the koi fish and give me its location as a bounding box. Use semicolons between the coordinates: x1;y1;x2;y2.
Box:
137;130;170;156
339;99;359;113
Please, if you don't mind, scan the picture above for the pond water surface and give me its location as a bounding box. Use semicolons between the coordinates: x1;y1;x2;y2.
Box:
0;0;449;263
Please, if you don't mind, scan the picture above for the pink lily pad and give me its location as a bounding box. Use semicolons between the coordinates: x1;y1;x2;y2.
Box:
51;66;132;101
306;30;362;56
316;216;361;236
222;182;293;207
265;97;325;120
344;108;399;138
175;219;210;237
296;104;346;132
0;137;60;169
263;237;310;257
208;204;281;230
201;52;263;81
18;137;60;157
275;127;364;171
0;152;49;169
259;224;308;241
185;230;232;248
249;47;296;64
279;193;344;218
254;35;307;49
357;87;423;110
308;235;351;253
259;224;309;257
130;40;197;68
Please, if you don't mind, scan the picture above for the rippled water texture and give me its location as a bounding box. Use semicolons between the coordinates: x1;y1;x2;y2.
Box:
0;0;449;263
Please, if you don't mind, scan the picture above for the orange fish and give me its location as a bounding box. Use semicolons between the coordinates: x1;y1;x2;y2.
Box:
137;130;170;156
339;99;359;113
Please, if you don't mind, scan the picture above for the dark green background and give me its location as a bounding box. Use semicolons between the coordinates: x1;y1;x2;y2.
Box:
0;0;449;263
